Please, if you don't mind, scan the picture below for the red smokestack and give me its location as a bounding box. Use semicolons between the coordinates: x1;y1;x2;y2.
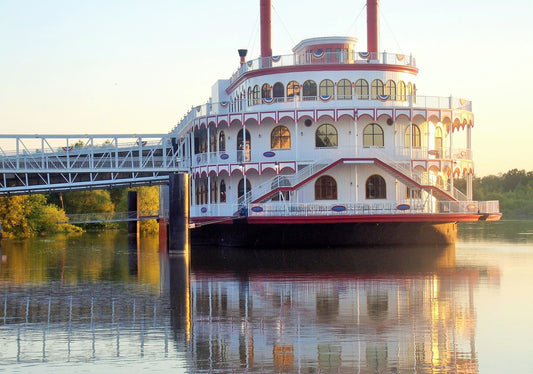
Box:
367;0;379;54
260;0;272;58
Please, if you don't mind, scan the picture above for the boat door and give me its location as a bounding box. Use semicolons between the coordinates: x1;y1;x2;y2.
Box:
237;129;251;162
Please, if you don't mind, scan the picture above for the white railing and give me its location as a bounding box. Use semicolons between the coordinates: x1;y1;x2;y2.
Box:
189;199;500;219
171;94;472;137
229;51;417;85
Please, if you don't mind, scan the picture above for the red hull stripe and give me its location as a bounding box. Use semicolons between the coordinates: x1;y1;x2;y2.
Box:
191;213;502;225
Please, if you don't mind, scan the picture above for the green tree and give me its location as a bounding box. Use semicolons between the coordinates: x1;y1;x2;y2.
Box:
0;195;81;238
63;190;117;230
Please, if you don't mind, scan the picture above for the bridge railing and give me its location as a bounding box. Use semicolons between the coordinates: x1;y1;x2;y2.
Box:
60;210;161;224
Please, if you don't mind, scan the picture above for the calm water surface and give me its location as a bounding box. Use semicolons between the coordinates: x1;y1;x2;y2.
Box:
0;220;532;373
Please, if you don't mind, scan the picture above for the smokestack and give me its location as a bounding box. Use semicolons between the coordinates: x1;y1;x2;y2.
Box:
238;49;248;66
367;0;379;54
260;0;272;58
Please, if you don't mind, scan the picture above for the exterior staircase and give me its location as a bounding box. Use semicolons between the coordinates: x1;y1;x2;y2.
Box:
230;151;468;206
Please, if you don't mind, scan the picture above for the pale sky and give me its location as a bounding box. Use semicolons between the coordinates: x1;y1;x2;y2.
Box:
1;0;532;176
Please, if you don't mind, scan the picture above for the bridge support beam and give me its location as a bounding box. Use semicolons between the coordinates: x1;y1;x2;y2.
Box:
168;173;189;252
127;190;140;237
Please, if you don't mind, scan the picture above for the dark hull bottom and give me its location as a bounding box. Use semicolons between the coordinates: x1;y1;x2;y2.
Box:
191;220;458;248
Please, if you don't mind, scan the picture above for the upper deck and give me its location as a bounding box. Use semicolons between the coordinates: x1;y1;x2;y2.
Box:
227;50;418;91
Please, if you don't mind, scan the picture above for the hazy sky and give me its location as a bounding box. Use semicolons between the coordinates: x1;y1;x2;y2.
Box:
1;0;532;176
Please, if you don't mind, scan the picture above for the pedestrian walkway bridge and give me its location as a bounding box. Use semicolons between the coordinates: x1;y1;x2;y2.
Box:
0;134;182;195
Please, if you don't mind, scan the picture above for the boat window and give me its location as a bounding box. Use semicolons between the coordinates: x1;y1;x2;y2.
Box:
315;175;337;200
385;80;396;100
287;80;300;101
355;79;369;100
366;174;386;199
273;82;284;102
271;125;291;149
319;79;334;99
371;79;384;99
337;79;352;100
262;83;272;99
397;81;406;101
247;87;253;106
209;127;217;152
237;129;251;162
302;80;317;101
196;178;208;205
219;180;226;203
407;82;413;100
315;124;338;148
218;131;226;152
435;127;443;157
363;123;384;147
405;124;421;148
210;178;218;204
238;178;252;204
253;85;260;105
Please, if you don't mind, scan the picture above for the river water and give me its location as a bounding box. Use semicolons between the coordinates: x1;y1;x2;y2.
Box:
0;220;532;373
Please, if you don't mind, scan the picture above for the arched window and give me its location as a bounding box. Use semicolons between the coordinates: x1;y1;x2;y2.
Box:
253;84;260;105
407;82;413;99
209;127;217;152
287;80;300;100
435;127;443;158
315;175;337;200
355;79;369;100
412;84;417;103
315;124;338;148
196;178;208;205
397;81;406;101
247;87;253;106
219;180;226;203
366;174;386;199
237;129;251;162
218;131;226;152
363;124;384;147
210;178;218;204
371;79;384;99
385;80;396;100
271;125;291;149
262;83;272;99
302;80;317;100
319;79;334;99
405;124;421;148
273;82;284;102
337;79;352;100
238;178;252;204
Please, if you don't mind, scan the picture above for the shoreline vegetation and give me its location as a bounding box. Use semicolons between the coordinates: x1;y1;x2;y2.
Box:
0;169;531;238
0;186;159;239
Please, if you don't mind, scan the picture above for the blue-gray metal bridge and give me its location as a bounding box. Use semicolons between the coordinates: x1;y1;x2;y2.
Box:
0;134;182;196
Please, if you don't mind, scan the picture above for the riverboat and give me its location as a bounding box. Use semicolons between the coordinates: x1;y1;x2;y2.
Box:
169;0;501;248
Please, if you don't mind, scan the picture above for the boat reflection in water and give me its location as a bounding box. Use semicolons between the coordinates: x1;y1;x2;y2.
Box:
178;244;496;373
0;236;500;373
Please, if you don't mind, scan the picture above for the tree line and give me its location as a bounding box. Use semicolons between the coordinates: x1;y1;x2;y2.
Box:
0;186;159;238
456;168;533;216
